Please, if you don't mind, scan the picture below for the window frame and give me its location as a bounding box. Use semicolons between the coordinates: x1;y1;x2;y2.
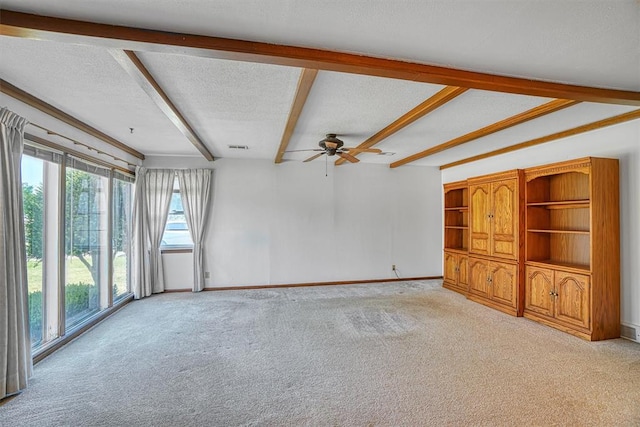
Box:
160;180;193;251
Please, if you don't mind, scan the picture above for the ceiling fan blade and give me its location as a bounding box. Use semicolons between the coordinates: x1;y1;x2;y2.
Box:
342;147;383;154
284;149;324;153
338;152;360;163
303;152;326;162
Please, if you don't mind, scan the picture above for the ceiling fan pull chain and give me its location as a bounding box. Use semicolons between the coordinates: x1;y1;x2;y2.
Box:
325;152;328;177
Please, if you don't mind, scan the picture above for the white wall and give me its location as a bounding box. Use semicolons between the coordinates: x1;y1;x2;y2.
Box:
442;120;640;328
144;157;443;290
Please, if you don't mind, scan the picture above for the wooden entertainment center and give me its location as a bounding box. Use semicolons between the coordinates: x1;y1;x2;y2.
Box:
443;157;620;341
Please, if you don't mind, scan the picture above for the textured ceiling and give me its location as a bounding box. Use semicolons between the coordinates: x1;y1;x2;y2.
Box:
0;1;638;168
137;52;300;158
3;0;639;90
0;36;198;156
284;71;445;162
418;103;640;167
371;90;554;164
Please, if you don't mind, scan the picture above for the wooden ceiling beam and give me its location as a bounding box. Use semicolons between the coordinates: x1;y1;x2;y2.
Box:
0;78;145;159
335;86;467;166
109;49;214;161
1;10;639;106
390;99;579;168
440;109;640;170
274;68;318;164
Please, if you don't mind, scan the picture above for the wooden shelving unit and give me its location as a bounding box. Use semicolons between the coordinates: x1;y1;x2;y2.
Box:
441;157;620;341
444;181;469;252
523;157;620;341
443;181;469;295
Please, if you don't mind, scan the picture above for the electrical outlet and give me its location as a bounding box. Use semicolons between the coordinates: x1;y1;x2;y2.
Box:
392;264;396;271
204;272;210;279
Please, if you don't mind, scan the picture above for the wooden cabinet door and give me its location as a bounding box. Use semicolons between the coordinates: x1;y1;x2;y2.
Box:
458;255;469;290
470;184;491;256
468;257;489;297
491;179;518;260
555;271;591;330
443;251;458;285
489;262;517;308
525;266;554;317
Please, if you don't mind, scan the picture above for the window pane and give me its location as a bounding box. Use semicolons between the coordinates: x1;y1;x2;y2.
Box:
22;156;44;348
162;190;193;247
112;178;132;300
65;167;107;329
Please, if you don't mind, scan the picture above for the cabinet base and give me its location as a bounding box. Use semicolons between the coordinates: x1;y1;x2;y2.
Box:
467;293;520;317
522;311;615;341
442;281;468;296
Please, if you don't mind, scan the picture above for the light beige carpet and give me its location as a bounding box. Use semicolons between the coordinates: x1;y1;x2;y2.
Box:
1;280;639;426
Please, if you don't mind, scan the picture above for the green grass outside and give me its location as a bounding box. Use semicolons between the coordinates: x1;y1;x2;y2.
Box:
26;255;129;295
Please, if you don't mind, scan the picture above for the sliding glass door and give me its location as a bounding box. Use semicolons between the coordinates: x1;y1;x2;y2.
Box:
22;155;45;347
21;146;134;352
64;165;109;330
112;173;134;301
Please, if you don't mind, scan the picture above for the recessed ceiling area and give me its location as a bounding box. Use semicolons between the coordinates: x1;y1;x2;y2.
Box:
0;2;638;170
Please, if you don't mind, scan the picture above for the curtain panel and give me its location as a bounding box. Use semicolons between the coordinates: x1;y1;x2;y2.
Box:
132;168;174;299
176;169;213;292
0;108;32;399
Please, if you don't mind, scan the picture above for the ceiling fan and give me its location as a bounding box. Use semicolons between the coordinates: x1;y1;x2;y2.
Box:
287;134;382;163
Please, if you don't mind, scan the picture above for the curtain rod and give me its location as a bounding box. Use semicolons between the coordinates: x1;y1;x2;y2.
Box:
24;132;135;176
28;122;138;171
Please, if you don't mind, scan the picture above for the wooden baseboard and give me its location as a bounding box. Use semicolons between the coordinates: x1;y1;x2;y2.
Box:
163;276;442;294
199;276;442;292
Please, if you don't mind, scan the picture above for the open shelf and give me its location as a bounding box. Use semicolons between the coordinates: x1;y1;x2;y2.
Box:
444;184;468;209
526;171;590;204
527;200;589;209
526;168;592;270
526;259;590;274
444;181;469;252
528;229;590;235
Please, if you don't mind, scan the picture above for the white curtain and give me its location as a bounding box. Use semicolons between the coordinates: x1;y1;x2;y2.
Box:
132;168;174;299
177;169;213;292
0;108;32;398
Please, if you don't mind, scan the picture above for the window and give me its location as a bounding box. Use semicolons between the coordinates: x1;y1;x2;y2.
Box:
112;173;134;301
22;145;63;350
161;179;193;248
22;155;45;348
21;145;135;353
64;162;109;330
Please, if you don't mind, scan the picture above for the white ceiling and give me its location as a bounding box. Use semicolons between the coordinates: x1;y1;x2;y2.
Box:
0;1;638;168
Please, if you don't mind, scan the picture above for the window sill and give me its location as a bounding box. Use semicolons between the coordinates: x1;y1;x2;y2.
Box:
161;247;193;254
